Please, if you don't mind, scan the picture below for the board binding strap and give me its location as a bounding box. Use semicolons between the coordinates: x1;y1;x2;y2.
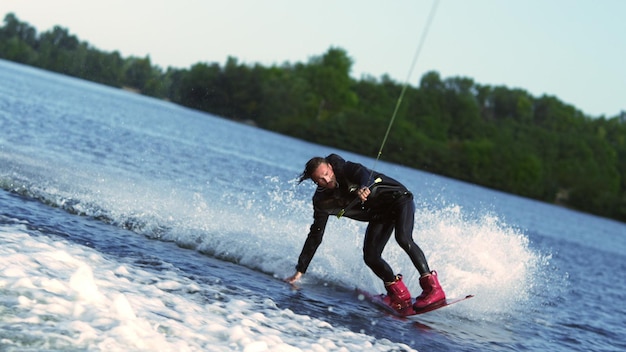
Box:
359;289;475;317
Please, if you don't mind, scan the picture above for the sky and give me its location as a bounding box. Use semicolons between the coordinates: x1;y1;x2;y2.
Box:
1;0;624;117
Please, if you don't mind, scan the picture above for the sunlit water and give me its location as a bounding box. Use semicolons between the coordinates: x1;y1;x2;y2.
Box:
1;59;624;351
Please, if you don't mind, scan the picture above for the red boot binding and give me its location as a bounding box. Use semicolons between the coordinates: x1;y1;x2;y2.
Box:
382;274;412;312
413;271;446;310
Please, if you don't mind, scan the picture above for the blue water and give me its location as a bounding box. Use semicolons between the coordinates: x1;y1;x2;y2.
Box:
1;59;624;351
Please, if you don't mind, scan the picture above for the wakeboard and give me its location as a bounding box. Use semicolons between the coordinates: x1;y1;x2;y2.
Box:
358;289;474;317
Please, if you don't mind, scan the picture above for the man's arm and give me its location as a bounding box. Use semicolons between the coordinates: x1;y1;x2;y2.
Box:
344;161;372;189
285;211;329;283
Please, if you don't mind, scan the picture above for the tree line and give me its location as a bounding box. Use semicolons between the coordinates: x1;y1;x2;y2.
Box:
2;13;625;222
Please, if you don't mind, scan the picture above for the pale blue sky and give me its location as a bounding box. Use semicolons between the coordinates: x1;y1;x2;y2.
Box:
2;0;624;117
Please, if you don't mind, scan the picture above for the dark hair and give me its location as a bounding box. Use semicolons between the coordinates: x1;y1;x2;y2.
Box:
298;156;327;183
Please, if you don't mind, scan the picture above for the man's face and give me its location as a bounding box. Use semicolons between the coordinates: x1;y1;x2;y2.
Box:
311;162;337;188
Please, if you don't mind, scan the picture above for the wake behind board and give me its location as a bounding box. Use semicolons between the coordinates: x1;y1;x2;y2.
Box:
357;289;474;317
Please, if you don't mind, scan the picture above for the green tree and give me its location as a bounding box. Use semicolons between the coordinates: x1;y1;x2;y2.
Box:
304;47;358;120
258;63;315;131
0;13;38;64
123;56;155;91
0;13;37;46
443;76;482;140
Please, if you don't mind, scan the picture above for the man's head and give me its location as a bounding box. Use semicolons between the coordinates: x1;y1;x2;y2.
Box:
298;157;337;188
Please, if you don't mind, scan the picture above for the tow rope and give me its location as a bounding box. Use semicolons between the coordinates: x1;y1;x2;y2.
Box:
368;0;440;181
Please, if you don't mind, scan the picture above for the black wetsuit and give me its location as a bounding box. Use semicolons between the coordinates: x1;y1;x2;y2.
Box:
295;154;430;282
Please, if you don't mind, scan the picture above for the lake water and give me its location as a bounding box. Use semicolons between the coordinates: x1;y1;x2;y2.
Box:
1;59;624;351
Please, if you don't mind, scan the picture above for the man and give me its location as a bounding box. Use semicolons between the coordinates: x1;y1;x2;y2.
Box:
285;153;445;313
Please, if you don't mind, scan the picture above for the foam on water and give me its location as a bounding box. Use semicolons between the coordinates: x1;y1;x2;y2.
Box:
0;223;416;351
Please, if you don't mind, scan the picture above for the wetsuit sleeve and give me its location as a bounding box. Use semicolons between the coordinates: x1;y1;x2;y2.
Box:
295;210;329;274
343;161;371;188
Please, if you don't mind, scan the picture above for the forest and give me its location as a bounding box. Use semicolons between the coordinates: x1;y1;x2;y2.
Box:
1;13;625;222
